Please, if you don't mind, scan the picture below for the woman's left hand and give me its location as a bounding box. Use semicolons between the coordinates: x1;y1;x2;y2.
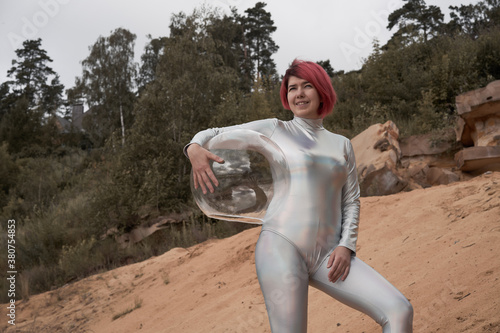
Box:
326;246;352;283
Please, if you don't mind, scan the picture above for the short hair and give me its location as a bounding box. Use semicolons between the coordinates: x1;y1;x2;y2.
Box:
280;59;337;118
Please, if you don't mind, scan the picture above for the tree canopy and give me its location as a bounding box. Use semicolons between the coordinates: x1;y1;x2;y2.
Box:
0;38;63;154
5;38;64;113
243;2;279;80
448;0;500;38
71;28;137;147
387;0;444;45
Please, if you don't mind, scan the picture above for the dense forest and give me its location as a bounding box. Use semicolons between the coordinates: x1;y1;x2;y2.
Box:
1;0;499;301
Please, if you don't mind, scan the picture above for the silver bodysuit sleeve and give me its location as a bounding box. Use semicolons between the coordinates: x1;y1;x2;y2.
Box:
338;139;360;252
183;118;278;158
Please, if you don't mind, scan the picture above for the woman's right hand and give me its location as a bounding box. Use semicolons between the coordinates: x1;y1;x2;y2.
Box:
187;143;224;194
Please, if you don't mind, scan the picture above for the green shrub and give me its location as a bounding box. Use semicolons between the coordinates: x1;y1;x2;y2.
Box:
58;237;101;280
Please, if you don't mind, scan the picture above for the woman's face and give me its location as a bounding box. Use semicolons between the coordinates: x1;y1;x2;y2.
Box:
287;76;322;119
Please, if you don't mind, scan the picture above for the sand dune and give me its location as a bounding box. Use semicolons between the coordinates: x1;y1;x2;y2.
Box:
2;172;499;332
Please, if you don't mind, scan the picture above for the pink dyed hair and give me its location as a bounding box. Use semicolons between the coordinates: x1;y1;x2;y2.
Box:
280;59;337;118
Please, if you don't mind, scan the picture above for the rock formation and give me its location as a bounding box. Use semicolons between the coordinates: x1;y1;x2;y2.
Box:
351;121;408;196
352;80;500;196
455;146;500;173
399;129;460;187
351;121;463;196
455;80;500;173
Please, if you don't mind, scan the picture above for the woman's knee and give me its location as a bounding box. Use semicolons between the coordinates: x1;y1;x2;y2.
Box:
396;298;413;320
385;297;413;332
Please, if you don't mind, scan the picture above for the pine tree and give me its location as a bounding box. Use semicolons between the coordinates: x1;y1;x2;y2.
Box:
447;0;500;39
5;38;63;114
208;7;253;92
387;0;444;46
0;39;63;154
243;2;279;80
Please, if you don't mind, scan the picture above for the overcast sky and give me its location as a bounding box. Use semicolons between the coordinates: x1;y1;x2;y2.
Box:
0;0;477;92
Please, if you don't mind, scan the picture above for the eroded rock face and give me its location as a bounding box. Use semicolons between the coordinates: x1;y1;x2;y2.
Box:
399;129;461;187
426;167;460;186
359;164;408;196
351;121;408;196
400;131;454;157
455;80;500;173
455;146;500;173
351;122;463;196
473;116;500;146
455;80;500;147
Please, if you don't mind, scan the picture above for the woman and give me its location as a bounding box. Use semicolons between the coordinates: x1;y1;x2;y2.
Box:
185;59;413;332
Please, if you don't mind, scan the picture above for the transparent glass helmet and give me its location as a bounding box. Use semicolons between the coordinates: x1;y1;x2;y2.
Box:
190;129;290;224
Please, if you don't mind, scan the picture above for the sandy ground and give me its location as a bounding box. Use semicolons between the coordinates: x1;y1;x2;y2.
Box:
2;172;499;333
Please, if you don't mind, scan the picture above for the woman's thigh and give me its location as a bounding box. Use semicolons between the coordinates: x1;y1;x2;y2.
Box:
310;256;413;332
255;230;309;333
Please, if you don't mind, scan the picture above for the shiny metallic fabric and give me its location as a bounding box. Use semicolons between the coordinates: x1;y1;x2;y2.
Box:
187;117;413;332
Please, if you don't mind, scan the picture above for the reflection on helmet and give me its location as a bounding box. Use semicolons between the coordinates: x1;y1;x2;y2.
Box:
191;129;290;224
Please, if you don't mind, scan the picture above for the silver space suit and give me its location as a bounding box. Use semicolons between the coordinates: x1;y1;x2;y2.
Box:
186;116;413;332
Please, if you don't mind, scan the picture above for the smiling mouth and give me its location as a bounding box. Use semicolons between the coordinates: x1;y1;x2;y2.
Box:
296;101;309;106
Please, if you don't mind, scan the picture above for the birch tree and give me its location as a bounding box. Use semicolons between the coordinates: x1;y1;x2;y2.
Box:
73;28;137;147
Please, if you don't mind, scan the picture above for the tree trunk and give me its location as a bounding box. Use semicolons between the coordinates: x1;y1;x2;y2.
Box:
120;103;125;146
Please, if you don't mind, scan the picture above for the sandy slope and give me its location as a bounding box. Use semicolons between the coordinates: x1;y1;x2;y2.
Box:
2;172;499;333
